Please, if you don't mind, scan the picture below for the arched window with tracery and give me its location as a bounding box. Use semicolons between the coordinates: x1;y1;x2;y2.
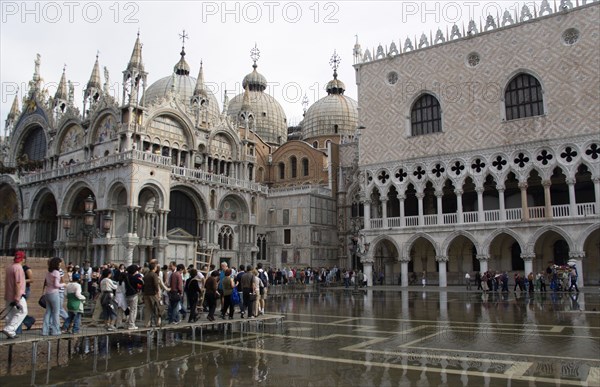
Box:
411;94;442;136
218;226;234;250
504;73;544;120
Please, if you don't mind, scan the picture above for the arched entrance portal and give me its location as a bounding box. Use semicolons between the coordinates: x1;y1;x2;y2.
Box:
488;233;524;274
408;237;437;286
371;238;399;285
0;184;19;256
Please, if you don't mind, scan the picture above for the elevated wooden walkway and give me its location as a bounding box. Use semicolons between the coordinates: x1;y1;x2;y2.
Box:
0;314;284;377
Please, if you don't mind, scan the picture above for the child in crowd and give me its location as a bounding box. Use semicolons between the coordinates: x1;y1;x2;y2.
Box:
63;272;86;334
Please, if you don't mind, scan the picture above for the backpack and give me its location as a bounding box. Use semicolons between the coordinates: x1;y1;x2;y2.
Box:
258;271;269;288
67;293;82;312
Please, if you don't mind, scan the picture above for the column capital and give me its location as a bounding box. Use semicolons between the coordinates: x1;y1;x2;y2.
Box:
518;182;528;190
542;180;552;188
435;191;444;198
454;189;463;196
592;177;600;184
435;255;449;263
475;187;485;194
398;194;406;200
476;254;490;261
416;192;425;199
399;256;411;263
496;184;505;192
568;251;586;259
520;253;535;261
565;177;576;185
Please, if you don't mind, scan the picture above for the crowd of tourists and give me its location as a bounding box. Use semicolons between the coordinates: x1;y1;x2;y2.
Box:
2;251;272;339
468;264;580;294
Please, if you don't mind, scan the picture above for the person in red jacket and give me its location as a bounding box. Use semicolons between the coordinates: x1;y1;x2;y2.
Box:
3;251;28;339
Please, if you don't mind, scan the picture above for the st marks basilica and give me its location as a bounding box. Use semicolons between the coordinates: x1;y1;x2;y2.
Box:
1;0;598;287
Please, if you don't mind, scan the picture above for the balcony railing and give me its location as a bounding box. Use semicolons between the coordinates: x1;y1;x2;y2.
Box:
368;203;597;229
20;150;154;184
171;166;269;193
19;150;268;194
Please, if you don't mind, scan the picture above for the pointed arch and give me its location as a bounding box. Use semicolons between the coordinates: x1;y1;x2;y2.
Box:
482;228;526;256
403;232;440;258
527;225;575;254
441;230;481;256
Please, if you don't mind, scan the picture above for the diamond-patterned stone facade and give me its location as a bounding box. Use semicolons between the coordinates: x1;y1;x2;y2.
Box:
356;5;599;166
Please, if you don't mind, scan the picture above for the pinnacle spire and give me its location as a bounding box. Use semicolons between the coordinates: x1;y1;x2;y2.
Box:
127;31;144;71
241;84;252;112
193;60;207;96
8;94;20;120
54;65;68;101
86;53;102;92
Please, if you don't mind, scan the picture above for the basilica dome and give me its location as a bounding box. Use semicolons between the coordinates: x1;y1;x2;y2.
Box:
227;62;287;145
301;69;357;141
143;49;220;126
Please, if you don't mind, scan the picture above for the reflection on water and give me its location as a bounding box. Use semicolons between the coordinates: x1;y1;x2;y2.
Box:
1;290;598;386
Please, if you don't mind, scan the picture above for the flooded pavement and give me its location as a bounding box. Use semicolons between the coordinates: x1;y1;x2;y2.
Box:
1;288;599;386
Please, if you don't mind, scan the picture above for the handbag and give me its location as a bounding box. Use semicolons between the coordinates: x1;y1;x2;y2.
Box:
38;279;47;308
168;290;181;303
231;287;240;305
100;291;113;307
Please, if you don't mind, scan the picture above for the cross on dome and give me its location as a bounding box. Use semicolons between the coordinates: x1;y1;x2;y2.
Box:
179;29;189;48
250;43;260;68
329;50;341;72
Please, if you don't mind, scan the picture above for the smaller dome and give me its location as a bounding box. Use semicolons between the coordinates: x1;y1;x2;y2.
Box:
326;69;345;95
326;78;346;94
173;48;190;75
242;64;267;91
301;94;358;141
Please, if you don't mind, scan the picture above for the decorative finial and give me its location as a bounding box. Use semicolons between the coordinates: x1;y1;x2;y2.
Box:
250;43;260;68
302;95;309;113
179;29;189;57
329;50;341;78
96;50;100;59
179;29;189;47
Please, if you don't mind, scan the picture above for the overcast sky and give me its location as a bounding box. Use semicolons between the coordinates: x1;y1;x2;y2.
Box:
1;1;548;129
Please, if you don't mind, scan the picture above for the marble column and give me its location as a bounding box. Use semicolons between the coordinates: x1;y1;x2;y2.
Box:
436;256;448;287
521;253;535;277
400;258;410;288
381;199;388;228
566;178;577;216
476;187;484;223
436;191;443;225
477;254;490;274
363;259;374;287
455;189;463;224
399;195;406;227
519;182;529;221
363;199;372;230
594;178;600;215
543;180;552;219
416;192;424;226
498;186;506;221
